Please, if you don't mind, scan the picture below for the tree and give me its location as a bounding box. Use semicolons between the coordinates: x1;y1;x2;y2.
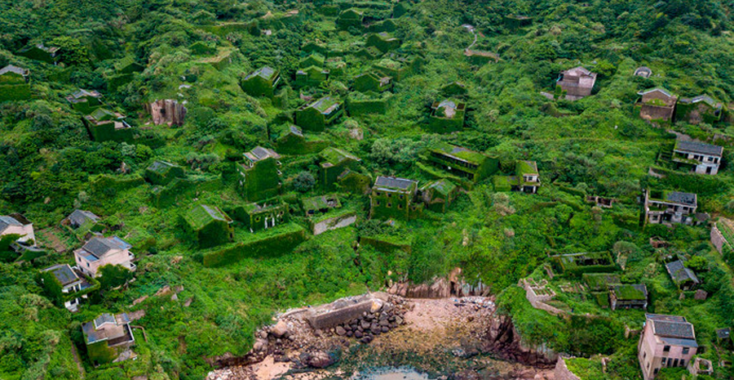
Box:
98;265;134;290
50;36;89;65
292;171;315;192
0;234;20;263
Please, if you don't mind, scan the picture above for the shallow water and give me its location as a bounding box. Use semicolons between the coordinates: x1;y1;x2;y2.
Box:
356;368;432;380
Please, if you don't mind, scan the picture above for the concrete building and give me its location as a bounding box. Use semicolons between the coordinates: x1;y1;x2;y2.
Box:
638;314;698;380
41;264;95;312
637;88;677;123
556;66;597;100
672;140;723;175
237;146;282;202
644;190;697;225
82;313;135;364
74;236;135;277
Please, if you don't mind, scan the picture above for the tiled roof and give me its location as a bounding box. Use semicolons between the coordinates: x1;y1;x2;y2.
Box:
675;140;723;156
652;319;696;339
666;260;700;284
680;95;721;108
68;210;100;227
375;176;416;190
81;236;131;259
43;264;80;286
0;215;22;233
289;125;303;136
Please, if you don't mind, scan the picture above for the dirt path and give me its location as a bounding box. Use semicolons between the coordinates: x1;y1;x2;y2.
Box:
70;339;85;379
38;228;68;253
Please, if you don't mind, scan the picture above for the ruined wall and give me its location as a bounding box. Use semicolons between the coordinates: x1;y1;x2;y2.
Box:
148;99;187;126
312;213;356;235
711;225;727;253
554;357;581;380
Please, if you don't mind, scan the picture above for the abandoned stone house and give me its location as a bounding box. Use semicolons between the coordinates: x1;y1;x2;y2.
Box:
671;140;723;175
676;95;724;124
66;89;103;113
144;160;185;186
336;8;363;30
183;205;234;248
234;200;289;233
637;88;677;123
83;313;135;365
242;66;281;98
295;65;330;88
295;96;343;132
644;190;697;225
556;66;597;100
353;71;393;93
276;125;328;155
65;209;100;229
318;147;365;191
370;176;423;220
665;260;700;290
74;236;135;278
425;143;499;183
366;32;401;53
634;66;653;78
428;99;466;132
41;264;94;312
610;284;648;310
552;251;617;275
299;53;325;68
0;214;35;244
237;146;282;202
419;179;458;213
638;314;698;380
0;65;31;101
441;82;468;97
83;108;133;143
494;161;541;193
587;195;614;208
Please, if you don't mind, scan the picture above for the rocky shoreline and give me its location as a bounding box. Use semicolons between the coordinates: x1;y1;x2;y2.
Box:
206;292;557;380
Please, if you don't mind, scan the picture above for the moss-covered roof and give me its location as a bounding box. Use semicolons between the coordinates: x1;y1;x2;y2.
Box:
185;205;231;230
302;195;341;211
613;284;647;300
422;179;457;197
430;143;486;165
320;147;359;166
517;160;538;175
309;96;341;114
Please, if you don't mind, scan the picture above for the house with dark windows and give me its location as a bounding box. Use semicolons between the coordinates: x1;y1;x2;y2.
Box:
494;161;541;193
233;200;289;233
370;176;423;220
41;264;97;312
638;314;698;380
644;190;697;225
83;313;136;365
671;140;723;175
424;143;499;183
74;236;135;278
237;147;282;202
610;284;648;310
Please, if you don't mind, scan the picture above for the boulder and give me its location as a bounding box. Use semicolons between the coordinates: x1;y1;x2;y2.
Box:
271;320;288;338
304;351;335;368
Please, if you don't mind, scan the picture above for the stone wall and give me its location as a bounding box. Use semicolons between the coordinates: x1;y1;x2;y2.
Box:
148;99;187;126
520;278;565;315
554;356;581;380
312;213;356;236
711;225;727;253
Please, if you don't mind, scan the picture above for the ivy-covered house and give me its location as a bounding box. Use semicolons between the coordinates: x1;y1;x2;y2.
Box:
65;209;101;229
276;125;328;154
318;147;365;191
665;260;700;290
242;66;281;98
493;161;541;193
237;146;282;202
325;57;347;77
82;313;135;365
107;55;144;92
66;89;103;114
676;95;725;124
17;44;60;64
0;65;31;101
671;140;723;175
144;160;185;186
644;190;697;225
336;8;363;29
354;71;393;93
299;53;325;68
347;91;391;116
610;284;648;310
441;82;468;97
295;96;343;131
233;199;289;233
424;143;499;183
83;108;133;143
366;32;401;53
40;264;98;312
295;65;330;88
302;41;328;56
373;58;411;81
182;205;234;248
556;66;597;100
370;176;423;220
419;179;458;213
636;88;677;123
428;99;466;132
